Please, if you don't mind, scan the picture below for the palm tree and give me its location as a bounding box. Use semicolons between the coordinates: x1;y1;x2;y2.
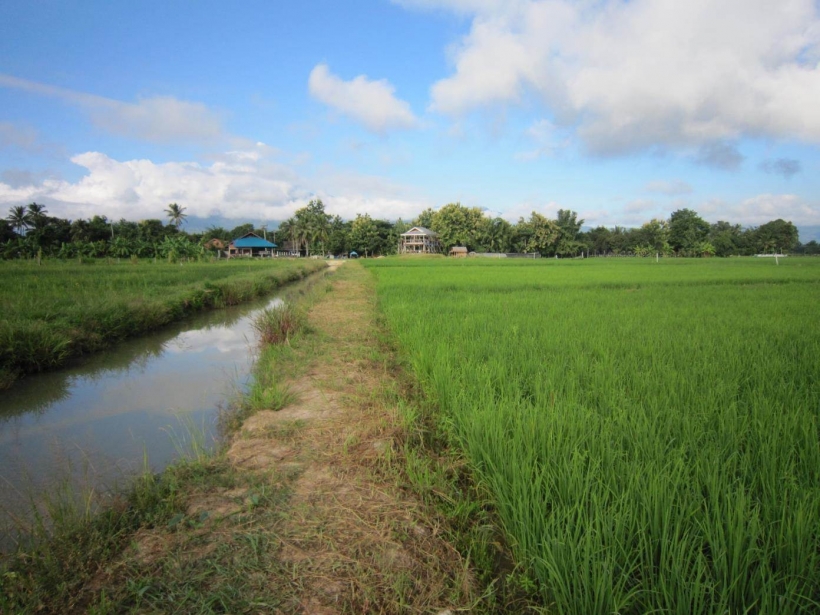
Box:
7;205;32;235
27;202;48;231
165;203;187;228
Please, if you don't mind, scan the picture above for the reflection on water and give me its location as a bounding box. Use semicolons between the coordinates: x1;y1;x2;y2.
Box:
0;295;282;534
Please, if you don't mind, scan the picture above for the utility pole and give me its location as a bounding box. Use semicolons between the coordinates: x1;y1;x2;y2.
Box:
261;224;268;241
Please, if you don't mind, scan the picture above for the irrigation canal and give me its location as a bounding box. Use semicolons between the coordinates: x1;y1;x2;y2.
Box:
0;293;282;542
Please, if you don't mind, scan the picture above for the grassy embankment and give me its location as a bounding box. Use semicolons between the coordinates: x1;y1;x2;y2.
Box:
0;263;513;614
0;258;326;389
365;257;820;614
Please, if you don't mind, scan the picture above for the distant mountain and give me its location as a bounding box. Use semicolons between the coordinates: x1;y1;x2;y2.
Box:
183;215;283;233
797;226;820;243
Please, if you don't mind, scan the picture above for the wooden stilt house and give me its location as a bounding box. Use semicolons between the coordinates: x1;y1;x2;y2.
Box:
399;227;441;254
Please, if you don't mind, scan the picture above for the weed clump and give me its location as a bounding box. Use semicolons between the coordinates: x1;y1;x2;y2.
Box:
252;304;304;345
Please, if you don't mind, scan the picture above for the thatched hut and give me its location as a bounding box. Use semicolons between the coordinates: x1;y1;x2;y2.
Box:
449;246;468;258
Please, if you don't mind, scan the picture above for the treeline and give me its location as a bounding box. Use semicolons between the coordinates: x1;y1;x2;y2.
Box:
3;200;817;260
277;200;814;257
0;203;264;261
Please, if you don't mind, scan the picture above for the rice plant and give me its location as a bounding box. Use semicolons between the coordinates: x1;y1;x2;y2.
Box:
366;257;820;614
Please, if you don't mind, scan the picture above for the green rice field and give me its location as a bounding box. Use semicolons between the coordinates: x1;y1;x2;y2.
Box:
366;257;820;614
0;258;325;388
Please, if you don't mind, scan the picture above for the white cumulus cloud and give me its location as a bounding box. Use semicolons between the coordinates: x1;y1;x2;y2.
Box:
411;0;820;155
0;145;431;223
308;64;419;134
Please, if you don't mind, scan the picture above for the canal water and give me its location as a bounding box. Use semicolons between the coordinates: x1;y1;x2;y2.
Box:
0;293;282;541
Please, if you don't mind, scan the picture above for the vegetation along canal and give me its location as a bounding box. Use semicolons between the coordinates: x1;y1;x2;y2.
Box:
0;291;285;541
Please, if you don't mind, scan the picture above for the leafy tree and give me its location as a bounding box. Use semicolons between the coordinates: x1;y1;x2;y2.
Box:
165;203;187;228
28;215;72;252
610;226;635;255
229;223;254;239
283;199;331;256
668;209;709;255
515;212;560;255
413;208;435;229
480;217;514;253
795;240;820;255
7;205;32;235
709;221;743;257
555;209;585;256
636;219;671;254
753;219;799;253
0;219;16;243
374;218;399;255
327;216;350;255
431;202;486;251
693;240;716;257
587;226;613;255
348;214;380;256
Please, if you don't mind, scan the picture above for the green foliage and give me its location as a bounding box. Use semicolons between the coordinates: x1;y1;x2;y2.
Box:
430;202;486;251
753;218;799;253
7;204;32;235
348;213;380;255
668;208;710;254
413;207;435;229
365;257;820;614
279;198;332;256
164;202;187;228
515;212;560;254
554;209;585;256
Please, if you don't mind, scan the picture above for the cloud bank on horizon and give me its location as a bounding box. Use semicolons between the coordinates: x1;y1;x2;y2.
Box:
0;0;818;228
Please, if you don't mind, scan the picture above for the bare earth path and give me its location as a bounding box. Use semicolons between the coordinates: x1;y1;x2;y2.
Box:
222;261;472;613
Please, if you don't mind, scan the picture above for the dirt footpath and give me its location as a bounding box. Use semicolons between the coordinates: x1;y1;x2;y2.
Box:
225;261;474;613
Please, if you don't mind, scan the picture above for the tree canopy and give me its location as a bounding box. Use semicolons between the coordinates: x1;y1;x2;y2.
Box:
0;198;806;260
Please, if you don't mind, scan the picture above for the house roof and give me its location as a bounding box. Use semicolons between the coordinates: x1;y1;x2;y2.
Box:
231;232;277;249
401;226;437;237
450;246;468;253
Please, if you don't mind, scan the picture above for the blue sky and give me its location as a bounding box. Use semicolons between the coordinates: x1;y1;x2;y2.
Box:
1;0;819;236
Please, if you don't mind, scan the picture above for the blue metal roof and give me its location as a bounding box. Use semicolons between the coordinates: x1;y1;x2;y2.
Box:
232;233;277;248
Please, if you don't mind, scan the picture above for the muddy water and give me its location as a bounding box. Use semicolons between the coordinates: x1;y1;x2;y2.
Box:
0;294;282;534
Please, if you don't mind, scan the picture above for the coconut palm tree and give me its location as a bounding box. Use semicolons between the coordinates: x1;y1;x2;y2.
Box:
165;203;187;228
7;205;32;235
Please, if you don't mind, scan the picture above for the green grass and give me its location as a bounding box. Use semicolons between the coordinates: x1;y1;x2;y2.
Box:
365;257;820;614
0;258;326;388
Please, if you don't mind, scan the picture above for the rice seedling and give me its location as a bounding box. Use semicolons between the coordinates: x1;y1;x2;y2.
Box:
365;257;820;614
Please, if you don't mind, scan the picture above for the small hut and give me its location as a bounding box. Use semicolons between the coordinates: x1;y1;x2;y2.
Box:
399;227;441;254
449;246;468;258
227;232;277;258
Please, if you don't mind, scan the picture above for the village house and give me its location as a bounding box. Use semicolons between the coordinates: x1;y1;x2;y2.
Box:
399;226;441;254
226;232;277;258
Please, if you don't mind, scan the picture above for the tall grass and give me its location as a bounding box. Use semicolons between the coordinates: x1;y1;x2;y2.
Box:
0;258;326;388
366;257;820;614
